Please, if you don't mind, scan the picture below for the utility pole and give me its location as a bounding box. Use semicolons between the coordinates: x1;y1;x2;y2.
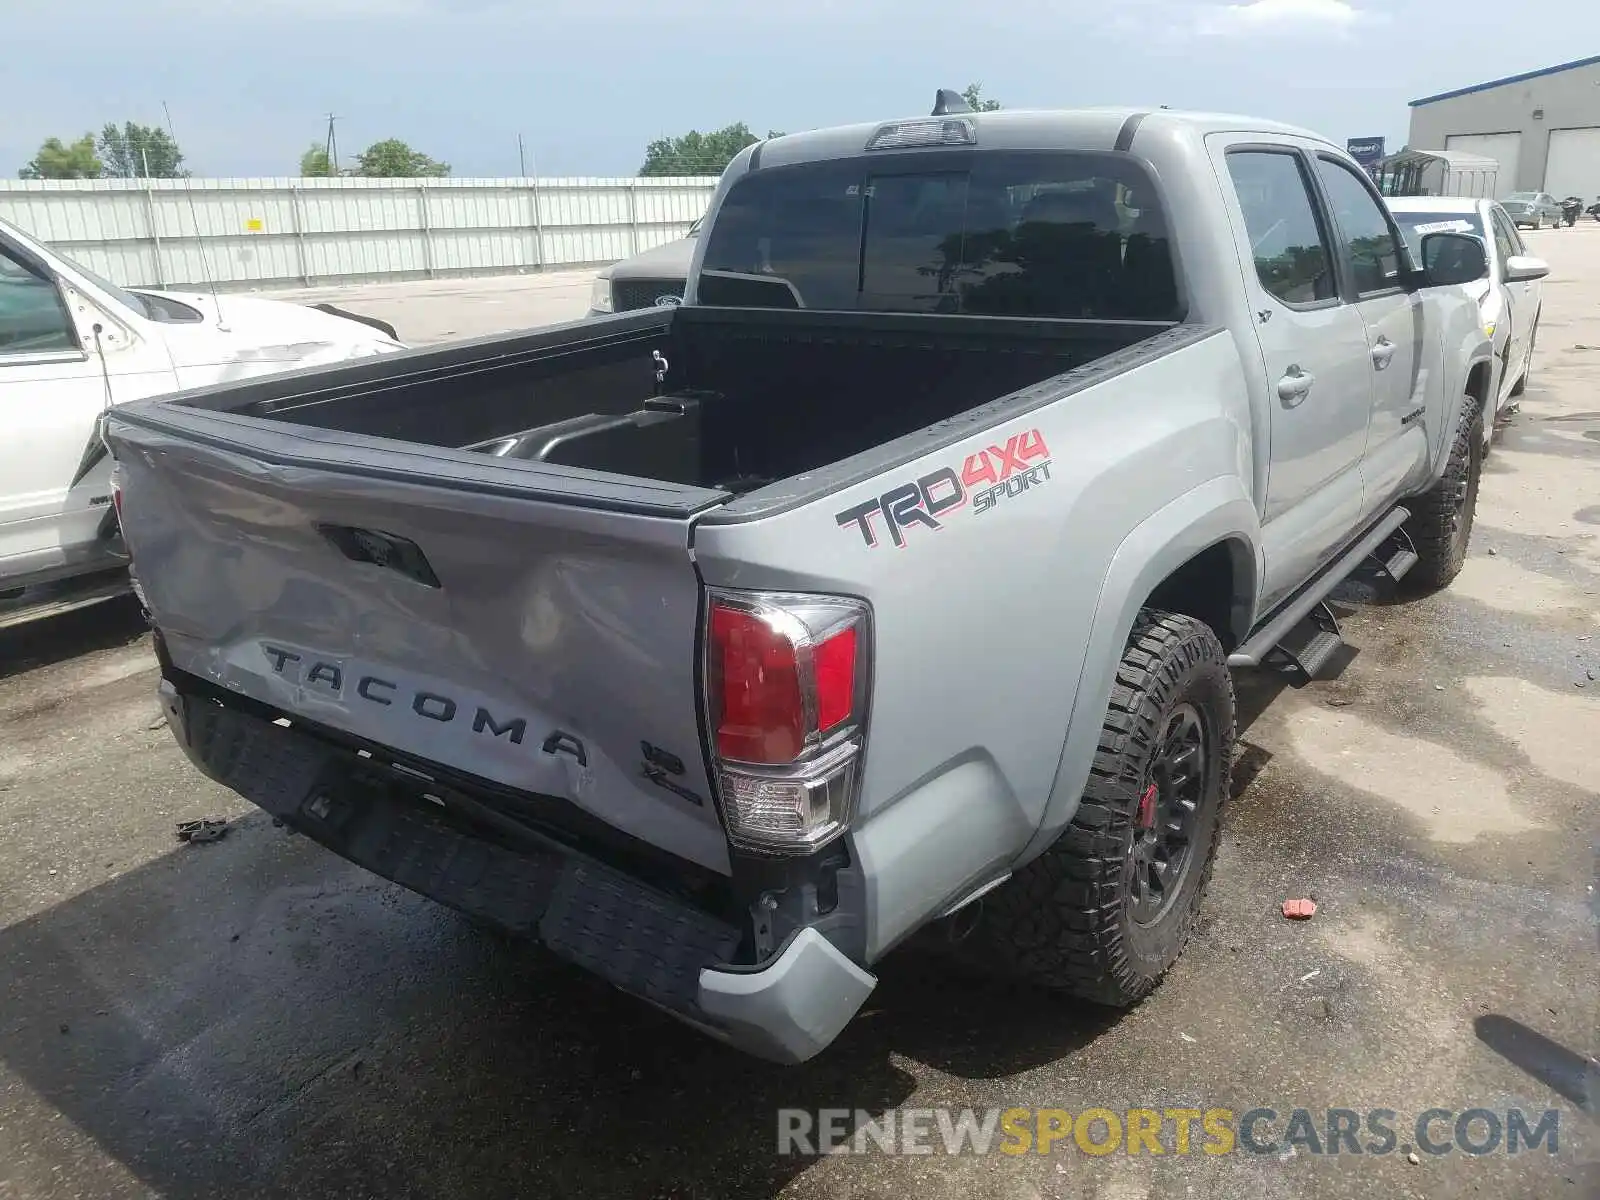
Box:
324;113;341;177
518;132;527;178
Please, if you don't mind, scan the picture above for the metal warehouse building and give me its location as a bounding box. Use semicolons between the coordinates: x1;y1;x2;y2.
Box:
1408;55;1600;199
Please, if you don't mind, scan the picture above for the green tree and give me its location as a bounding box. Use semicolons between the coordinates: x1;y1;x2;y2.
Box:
961;83;1003;112
300;143;335;177
638;123;786;177
97;122;186;178
355;139;450;177
18;134;103;179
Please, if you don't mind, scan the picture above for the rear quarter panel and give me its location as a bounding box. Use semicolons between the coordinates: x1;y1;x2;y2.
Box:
693;330;1259;958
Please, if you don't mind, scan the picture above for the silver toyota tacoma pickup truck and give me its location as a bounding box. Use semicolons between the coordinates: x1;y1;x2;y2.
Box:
105;96;1497;1064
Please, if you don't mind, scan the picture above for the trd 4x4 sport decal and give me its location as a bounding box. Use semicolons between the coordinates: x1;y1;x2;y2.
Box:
835;428;1052;549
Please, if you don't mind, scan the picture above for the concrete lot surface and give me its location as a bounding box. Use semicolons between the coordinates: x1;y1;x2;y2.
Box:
0;234;1595;1200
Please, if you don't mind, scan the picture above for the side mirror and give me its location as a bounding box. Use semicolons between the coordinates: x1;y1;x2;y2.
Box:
1504;254;1550;283
1418;231;1488;286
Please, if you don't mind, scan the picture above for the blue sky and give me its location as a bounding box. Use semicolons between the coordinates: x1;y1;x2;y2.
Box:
7;0;1596;179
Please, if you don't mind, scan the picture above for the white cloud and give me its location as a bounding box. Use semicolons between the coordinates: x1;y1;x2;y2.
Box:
1197;0;1384;36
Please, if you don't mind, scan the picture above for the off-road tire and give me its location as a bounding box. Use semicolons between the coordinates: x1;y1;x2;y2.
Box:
1510;316;1537;398
1405;393;1484;592
970;611;1234;1007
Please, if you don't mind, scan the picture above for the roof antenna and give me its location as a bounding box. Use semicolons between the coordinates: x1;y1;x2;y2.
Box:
932;88;972;116
161;101;228;332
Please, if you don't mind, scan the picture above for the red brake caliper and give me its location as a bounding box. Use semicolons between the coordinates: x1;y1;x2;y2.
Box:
1136;783;1157;830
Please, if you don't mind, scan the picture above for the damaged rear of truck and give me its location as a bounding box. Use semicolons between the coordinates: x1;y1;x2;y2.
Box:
105;104;1489;1062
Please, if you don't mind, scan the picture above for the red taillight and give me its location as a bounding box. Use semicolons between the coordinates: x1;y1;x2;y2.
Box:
709;604;808;763
704;590;871;852
709;602;862;765
813;626;857;733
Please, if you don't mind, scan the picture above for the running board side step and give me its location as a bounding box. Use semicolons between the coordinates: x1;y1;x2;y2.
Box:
1366;523;1418;585
1229;506;1411;672
1270;600;1344;683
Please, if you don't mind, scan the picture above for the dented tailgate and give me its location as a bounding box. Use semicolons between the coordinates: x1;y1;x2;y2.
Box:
106;405;735;874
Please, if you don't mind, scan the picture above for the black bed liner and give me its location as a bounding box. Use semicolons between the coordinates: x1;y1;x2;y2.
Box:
111;306;1215;522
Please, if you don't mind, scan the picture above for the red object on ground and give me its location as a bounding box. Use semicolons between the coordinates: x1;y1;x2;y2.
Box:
1281;898;1318;920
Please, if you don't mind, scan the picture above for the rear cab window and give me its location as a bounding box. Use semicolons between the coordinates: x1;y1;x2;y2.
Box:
697;150;1182;321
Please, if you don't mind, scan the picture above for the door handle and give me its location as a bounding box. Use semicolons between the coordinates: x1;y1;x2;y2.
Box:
1277;365;1315;404
1370;337;1396;370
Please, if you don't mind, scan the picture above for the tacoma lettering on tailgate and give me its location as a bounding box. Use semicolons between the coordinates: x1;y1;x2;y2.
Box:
834;427;1052;548
258;647;707;806
260;645;587;763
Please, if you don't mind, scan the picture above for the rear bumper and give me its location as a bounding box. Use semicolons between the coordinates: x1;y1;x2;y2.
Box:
156;677;874;1064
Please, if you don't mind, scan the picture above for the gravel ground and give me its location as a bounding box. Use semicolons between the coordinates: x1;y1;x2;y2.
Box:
0;231;1594;1200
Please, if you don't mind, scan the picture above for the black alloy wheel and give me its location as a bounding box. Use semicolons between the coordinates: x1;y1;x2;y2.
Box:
1128;703;1207;926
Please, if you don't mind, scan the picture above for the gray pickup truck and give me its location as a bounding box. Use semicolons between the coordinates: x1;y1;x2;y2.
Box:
106;97;1496;1065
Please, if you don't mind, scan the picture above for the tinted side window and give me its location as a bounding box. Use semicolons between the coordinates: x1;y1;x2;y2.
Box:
1491;208;1525;258
1314;157;1404;295
698;150;1180;320
1488;209;1517;267
1225;151;1336;306
0;247;77;354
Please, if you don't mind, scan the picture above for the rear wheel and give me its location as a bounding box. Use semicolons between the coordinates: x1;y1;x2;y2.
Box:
1405;394;1484;592
971;611;1234;1007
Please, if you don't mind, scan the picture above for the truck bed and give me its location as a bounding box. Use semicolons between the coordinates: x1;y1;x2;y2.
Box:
160;306;1177;499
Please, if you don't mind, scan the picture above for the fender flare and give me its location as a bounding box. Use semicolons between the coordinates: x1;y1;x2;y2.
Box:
1016;474;1260;866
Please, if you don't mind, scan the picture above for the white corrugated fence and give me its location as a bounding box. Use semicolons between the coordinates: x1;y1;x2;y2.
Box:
0;176;720;291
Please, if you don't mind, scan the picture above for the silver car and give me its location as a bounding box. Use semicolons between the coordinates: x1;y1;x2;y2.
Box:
1387;196;1550;446
1499;191;1563;229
